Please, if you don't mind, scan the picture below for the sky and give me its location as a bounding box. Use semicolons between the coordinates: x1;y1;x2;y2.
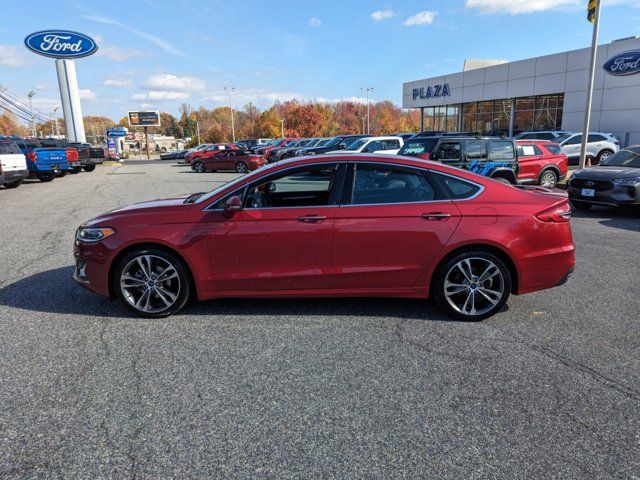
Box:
1;0;640;122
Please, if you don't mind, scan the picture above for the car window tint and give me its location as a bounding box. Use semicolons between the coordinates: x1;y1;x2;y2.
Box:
588;134;606;142
538;133;555;140
565;135;582;145
435;142;461;160
0;142;20;154
490;141;516;160
431;172;481;200
351;165;436;205
244;166;336;209
517;145;542;156
545;144;562;154
365;141;383;152
383;139;401;149
466;140;487;160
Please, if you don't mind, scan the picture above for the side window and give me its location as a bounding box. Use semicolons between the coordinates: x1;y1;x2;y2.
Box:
363;141;383;152
517;145;542;157
538;133;555;140
588;134;605;143
490;141;516;160
434;142;461;160
430;172;482;200
351;165;438;205
244;165;337;209
465;140;487;160
565;135;582;145
383;139;401;149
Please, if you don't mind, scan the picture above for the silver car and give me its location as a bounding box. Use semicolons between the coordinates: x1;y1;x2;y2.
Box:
555;132;620;164
514;130;572;141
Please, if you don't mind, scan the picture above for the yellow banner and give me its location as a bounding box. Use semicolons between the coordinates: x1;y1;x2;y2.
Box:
588;0;597;23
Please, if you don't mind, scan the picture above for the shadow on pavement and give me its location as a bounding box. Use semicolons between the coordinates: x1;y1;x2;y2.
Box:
572;206;640;232
0;266;456;322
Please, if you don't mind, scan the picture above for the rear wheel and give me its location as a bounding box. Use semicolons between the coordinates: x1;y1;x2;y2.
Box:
493;176;513;185
571;200;592;211
193;161;205;173
539;169;558;189
432;250;511;321
83;164;96;172
597;150;613;163
4;180;22;189
235;161;248;173
37;173;55;182
56;171;67;178
113;248;191;318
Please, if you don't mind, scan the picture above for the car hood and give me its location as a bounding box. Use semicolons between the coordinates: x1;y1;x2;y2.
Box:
573;166;640;180
83;196;193;226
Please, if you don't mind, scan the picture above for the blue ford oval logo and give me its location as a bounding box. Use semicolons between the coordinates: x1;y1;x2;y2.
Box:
24;30;98;59
603;50;640;76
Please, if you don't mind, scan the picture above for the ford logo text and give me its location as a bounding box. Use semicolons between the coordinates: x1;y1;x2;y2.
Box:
603;50;640;76
24;30;98;59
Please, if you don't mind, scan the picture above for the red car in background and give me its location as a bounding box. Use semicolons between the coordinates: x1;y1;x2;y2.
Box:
516;140;568;189
254;138;297;157
185;143;237;164
191;150;267;173
73;154;575;321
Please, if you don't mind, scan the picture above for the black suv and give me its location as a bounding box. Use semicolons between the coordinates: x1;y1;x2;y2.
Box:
296;134;371;156
429;136;519;184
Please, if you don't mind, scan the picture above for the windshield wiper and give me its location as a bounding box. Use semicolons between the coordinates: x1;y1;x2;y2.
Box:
184;192;206;204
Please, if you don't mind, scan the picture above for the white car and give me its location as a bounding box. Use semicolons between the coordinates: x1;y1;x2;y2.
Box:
327;136;404;155
555;132;620;164
514;130;572;141
0;139;29;189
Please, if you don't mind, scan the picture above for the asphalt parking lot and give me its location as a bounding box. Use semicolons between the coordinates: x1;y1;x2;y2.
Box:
1;159;639;479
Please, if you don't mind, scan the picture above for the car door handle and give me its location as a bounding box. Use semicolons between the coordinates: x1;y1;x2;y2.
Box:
297;215;327;223
421;212;452;221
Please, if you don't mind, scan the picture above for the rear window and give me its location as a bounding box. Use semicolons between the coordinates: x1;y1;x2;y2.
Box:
516;144;542;156
545;144;562;155
431;172;482;200
490;140;516;160
0;142;21;154
399;138;438;156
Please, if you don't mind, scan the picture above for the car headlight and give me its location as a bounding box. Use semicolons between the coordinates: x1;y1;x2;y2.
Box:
76;227;116;243
612;178;640;186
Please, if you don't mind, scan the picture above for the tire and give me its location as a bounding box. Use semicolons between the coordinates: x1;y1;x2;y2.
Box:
571;200;592;211
37;173;55;182
539;169;558;189
56;171;67;178
494;176;513;185
113;248;191;318
4;179;22;189
432;250;511;321
193;161;205;173
235;161;248;173
83;164;96;172
597;150;614;163
69;167;82;174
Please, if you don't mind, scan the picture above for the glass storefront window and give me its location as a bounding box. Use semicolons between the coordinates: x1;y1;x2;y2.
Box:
514;110;534;132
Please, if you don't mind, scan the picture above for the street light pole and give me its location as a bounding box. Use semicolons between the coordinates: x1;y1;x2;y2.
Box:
27;91;36;137
280;118;285;137
52;107;60;137
224;86;236;143
361;87;374;134
196;120;201;145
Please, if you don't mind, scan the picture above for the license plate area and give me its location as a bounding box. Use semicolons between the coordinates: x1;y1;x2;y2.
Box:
581;188;595;197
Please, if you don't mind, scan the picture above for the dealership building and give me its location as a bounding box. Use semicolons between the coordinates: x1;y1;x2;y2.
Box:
403;35;640;146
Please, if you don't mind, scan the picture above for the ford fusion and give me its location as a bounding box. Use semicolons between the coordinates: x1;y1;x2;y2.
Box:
74;155;575;321
568;146;640;211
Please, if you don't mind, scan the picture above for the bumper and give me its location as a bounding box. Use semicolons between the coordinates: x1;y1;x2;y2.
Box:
73;241;113;298
568;185;640;207
79;158;96;167
2;168;29;183
517;243;576;295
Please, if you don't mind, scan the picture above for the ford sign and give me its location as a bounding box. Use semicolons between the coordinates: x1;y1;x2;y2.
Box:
24;30;98;59
603;50;640;76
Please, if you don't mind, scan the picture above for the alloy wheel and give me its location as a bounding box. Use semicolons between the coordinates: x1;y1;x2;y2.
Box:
119;254;181;314
194;162;205;173
236;162;248;173
599;151;612;161
540;170;557;188
443;257;505;317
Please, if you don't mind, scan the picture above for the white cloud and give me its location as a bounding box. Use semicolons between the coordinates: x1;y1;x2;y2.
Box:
371;9;396;20
308;17;322;27
0;45;31;67
144;74;205;92
103;78;134;89
98;46;144;61
404;10;438;26
79;89;96;101
465;0;578;14
132;91;190;101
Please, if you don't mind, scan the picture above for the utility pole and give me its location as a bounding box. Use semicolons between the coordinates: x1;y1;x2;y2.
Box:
280;118;285;137
196;120;201;145
579;0;601;170
362;117;366;134
27;91;36;137
224;86;236;143
361;87;373;134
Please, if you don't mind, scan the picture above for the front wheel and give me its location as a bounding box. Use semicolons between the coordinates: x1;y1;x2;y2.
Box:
4;180;22;189
539;169;558;189
56;171;67;178
69;167;82;174
235;161;248;173
193;161;205;173
432;250;511;321
597;150;613;163
113;249;191;318
83;164;96;172
37;173;55;182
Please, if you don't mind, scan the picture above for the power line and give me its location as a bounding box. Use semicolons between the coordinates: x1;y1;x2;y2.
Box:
0;87;53;117
0;93;50;123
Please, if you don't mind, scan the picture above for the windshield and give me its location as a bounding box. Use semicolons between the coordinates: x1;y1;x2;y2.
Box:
325;136;343;147
399;139;438;155
555;134;572;144
316;139;329;146
195;163;279;204
345;139;368;151
599;149;640;168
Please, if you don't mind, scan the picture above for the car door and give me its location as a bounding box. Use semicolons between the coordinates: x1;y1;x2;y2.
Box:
204;163;346;292
562;134;582;159
332;162;461;290
516;144;544;181
587;134;605;157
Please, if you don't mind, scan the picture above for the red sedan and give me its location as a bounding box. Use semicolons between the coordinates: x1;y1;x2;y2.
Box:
191;150;267;173
184;144;237;164
516;140;568;189
73;155;575;320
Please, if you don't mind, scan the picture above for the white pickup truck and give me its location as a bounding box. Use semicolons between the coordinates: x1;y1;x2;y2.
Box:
0;138;29;189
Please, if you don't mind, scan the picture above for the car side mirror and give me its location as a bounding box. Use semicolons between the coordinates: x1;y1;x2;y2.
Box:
223;195;243;218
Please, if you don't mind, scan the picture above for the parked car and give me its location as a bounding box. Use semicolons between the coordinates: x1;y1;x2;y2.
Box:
73;154;575;320
568;146;640;211
397;137;440;160
160;149;187;160
296;134;372;156
555;132;620;165
12;137;69;182
411;131;477;139
268;138;322;162
515;140;568;188
327;136;404;155
514;130;572;141
69;142;104;170
184;144;237;164
237;138;271;150
254;138;297;157
266;139;307;162
191;150;267;173
429;136;519;184
0;138;29;189
278;138;329;160
38;138;81;175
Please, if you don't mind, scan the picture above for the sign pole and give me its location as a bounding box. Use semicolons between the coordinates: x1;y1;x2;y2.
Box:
144;126;150;160
579;0;601;170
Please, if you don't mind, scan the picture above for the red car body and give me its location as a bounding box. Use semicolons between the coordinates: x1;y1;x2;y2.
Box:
516;140;568;187
74;154;575;320
185;144;238;164
191;150;267;173
258;138;297;159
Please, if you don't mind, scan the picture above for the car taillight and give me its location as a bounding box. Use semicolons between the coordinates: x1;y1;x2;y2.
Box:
536;202;571;223
27;152;37;163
